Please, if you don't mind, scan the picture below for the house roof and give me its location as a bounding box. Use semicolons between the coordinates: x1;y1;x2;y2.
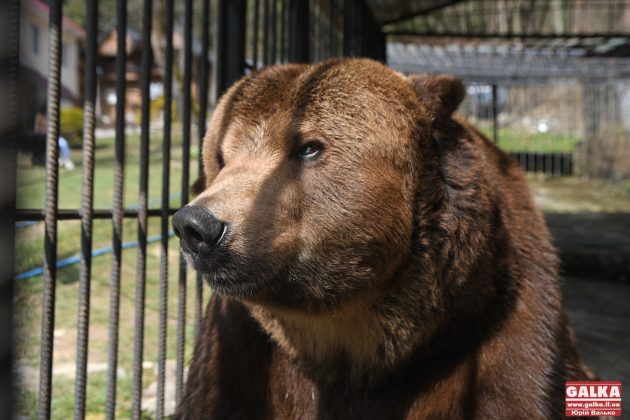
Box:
28;0;86;38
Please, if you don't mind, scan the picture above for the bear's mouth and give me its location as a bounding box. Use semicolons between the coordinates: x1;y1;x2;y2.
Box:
185;247;271;297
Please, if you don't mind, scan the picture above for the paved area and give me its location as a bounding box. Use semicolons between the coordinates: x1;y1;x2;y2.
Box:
564;277;630;418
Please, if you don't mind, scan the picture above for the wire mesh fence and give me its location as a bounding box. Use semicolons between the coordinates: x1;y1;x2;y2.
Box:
460;79;630;179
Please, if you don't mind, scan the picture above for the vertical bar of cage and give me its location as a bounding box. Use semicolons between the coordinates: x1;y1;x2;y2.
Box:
2;0;20;418
329;0;335;58
263;0;270;65
156;0;174;416
288;0;309;63
338;0;343;57
280;0;286;62
253;0;260;68
105;0;127;416
312;0;319;61
518;86;527;171
271;0;277;64
195;0;211;340
74;0;99;417
343;0;352;56
492;84;498;144
553;86;561;176
131;0;152;416
216;0;247;94
176;0;194;404
38;0;62;417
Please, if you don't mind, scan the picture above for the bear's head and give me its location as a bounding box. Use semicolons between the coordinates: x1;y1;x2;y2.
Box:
173;59;466;314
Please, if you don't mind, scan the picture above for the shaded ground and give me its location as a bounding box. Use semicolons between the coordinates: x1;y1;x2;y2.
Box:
530;175;630;282
547;213;630;282
564;277;630;419
531;175;630;418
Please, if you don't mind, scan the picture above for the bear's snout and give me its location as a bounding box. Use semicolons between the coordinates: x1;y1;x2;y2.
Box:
172;205;228;257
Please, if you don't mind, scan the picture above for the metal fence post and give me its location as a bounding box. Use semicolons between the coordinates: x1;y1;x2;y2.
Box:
343;0;357;57
492;84;498;143
176;0;195;405
131;0;153;416
156;0;175;416
105;0;127;417
216;0;247;95
74;0;99;418
289;0;309;62
38;0;62;417
0;0;20;418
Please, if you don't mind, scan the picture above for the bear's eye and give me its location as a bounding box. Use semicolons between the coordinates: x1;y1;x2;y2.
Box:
216;152;225;169
296;141;324;160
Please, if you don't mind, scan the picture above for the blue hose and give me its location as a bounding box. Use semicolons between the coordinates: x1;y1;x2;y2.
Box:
14;231;176;281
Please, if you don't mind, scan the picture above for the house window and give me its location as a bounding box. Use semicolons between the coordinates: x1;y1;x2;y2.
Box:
31;24;39;54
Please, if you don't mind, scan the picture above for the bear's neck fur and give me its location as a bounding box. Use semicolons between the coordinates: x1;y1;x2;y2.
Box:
246;289;415;382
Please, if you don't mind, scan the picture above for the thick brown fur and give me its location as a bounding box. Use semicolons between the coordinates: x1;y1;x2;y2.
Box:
175;59;597;419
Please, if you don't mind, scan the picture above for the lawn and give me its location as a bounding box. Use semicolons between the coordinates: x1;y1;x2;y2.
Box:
14;127;207;419
475;123;582;153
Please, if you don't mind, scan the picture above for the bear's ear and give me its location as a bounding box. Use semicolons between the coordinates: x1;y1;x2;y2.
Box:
408;74;465;119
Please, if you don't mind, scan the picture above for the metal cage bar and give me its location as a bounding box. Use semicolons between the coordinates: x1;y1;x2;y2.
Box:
74;0;99;417
271;0;277;63
155;0;174;416
105;0;127;416
130;0;153;416
2;0;20;418
289;0;309;62
38;0;62;417
280;0;286;62
216;0;247;95
263;0;270;65
176;0;194;404
195;0;212;340
253;0;260;68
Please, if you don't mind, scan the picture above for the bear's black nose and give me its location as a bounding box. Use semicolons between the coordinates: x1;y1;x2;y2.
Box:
172;206;227;255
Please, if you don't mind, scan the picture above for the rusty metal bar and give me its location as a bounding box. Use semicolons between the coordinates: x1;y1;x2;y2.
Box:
131;0;153;415
176;0;194;404
155;0;174;416
73;0;99;417
38;0;62;416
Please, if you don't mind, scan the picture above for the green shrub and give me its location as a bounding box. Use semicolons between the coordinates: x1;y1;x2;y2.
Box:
60;106;84;148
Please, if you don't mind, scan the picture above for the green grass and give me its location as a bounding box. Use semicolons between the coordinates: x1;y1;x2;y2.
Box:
14;128;206;419
476;124;582;153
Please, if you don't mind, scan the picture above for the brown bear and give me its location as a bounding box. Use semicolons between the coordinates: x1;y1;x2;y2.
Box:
171;58;598;419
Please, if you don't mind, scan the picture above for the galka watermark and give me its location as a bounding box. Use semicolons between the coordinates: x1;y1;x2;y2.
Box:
565;381;622;417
